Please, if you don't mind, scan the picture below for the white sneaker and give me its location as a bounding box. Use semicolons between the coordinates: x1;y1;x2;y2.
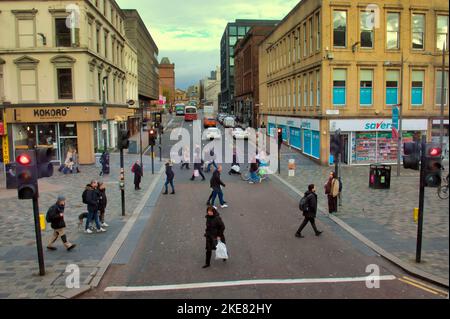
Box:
102;223;109;227
221;204;228;208
84;229;93;234
97;228;107;233
249;181;254;184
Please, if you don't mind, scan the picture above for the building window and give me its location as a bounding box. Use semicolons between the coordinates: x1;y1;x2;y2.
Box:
96;27;100;53
292;33;296;63
386;13;400;50
303;23;307;57
288;36;291;65
411;70;424;106
19;69;38;101
57;68;73;99
297;78;301;110
360;11;374;48
297;28;301;60
304;75;308;107
333;10;347;47
437;15;449;51
360;69;373;106
310;73;314;107
104;32;108;58
88;22;94;50
316;12;321;50
316;70;321;106
386;70;400;105
238;26;246;37
309;19;313;54
412;13;425;50
55;18;71;47
17;19;35;48
436;70;449;105
229;26;237;36
333;69;346;106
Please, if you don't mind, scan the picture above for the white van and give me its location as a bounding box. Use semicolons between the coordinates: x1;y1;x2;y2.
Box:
223;117;235;128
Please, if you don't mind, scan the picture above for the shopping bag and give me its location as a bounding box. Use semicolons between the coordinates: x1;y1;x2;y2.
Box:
231;165;240;173
194;169;200;177
215;240;228;260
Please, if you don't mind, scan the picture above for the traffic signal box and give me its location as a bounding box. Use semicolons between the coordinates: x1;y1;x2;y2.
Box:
277;128;283;149
149;128;157;146
119;130;130;150
16;150;38;200
36;147;54;178
330;131;342;156
423;144;442;188
403;142;420;170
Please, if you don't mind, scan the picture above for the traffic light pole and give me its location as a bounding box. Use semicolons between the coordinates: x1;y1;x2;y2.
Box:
416;135;426;263
32;195;45;276
151;145;155;175
119;147;125;216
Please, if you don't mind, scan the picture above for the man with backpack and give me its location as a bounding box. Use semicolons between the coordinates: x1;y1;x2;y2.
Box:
82;180;106;234
46;195;76;251
296;184;323;238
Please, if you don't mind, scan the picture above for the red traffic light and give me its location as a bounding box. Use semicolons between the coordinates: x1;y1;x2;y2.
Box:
428;147;442;157
17;154;31;165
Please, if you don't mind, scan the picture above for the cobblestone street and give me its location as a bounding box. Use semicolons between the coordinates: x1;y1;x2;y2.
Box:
276;144;449;281
0;153;162;298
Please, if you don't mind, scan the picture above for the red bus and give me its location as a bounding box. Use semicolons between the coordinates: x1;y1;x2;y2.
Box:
184;106;198;121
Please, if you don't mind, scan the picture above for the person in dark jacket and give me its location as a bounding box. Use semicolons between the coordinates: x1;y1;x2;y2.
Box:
190;154;205;181
46;195;76;251
132;160;143;190
210;165;228;208
98;182;108;227
84;180;105;234
163;161;175;194
203;206;226;268
295;184;323;238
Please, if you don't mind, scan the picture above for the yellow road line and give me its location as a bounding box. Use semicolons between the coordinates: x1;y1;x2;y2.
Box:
402;276;449;296
398;278;444;296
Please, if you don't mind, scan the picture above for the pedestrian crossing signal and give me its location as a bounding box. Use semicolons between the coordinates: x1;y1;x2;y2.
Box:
403;142;420;170
16;150;38;200
119;130;130;150
423;144;442;188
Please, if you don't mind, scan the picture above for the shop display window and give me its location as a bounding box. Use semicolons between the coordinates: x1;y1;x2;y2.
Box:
353;132;377;164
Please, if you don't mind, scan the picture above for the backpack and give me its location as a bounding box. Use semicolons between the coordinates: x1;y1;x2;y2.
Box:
131;164;136;173
45;207;53;223
299;195;309;212
82;189;89;204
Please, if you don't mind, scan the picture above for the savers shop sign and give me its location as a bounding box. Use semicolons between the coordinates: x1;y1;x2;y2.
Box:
34;108;68;119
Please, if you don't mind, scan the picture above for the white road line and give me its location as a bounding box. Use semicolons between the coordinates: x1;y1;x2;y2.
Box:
104;275;396;292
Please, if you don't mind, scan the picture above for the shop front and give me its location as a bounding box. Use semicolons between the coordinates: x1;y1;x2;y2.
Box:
329;119;428;165
4;106;134;165
267;116;321;160
431;119;449;160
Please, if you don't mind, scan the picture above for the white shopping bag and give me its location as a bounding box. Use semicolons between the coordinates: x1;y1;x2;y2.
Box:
231;165;240;173
194;169;199;177
215;240;228;260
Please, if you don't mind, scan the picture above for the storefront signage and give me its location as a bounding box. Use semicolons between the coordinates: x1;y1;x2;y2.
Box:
34;109;68;119
392;107;399;130
2;134;9;164
330;119;428;132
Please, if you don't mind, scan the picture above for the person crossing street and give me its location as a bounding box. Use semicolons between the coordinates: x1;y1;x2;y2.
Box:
163;161;175;195
210;165;228;208
295;184;323;238
203;206;226;269
46;195;76;251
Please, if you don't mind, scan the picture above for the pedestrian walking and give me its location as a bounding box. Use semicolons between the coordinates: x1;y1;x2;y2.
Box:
203;206;226;269
98;182;108;227
210;165;228;208
82;180;106;234
163;161;175;194
132;160;143;190
180;146;190;169
205;148;218;173
46;195;76;251
190;153;205;181
295;184;323;238
249;158;260;184
99;151;110;176
228;147;241;175
325;172;339;214
72;148;80;173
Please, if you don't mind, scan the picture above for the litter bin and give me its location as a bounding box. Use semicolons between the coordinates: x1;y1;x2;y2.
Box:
369;164;391;189
5;163;18;189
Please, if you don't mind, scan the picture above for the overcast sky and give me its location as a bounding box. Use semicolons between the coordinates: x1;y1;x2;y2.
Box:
115;0;299;90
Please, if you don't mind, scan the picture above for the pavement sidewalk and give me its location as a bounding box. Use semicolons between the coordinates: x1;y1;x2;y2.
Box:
273;143;449;285
0;152;163;298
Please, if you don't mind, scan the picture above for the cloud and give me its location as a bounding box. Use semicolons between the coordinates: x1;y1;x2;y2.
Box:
115;0;299;88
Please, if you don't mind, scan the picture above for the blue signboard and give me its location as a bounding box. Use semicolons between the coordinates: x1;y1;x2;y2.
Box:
392;106;399;129
268;123;276;137
303;129;312;156
312;131;320;159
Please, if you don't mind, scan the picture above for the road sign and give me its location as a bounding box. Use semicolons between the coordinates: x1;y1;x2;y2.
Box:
392;106;399;130
326;109;340;115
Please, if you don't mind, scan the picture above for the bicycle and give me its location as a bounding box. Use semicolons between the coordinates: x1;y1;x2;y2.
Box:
437;173;449;200
240;165;268;183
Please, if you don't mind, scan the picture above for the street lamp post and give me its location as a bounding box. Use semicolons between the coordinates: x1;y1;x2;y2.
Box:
102;76;108;152
439;40;447;151
140;101;144;172
397;53;404;177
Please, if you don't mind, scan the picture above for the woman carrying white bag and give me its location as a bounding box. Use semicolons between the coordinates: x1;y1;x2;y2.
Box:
203;206;227;268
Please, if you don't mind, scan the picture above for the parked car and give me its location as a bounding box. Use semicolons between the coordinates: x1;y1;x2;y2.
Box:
232;127;249;140
203;117;217;128
223;117;235;128
205;127;221;140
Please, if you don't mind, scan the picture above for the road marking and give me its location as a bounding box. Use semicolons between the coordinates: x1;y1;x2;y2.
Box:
400;276;449;297
104;275;396;292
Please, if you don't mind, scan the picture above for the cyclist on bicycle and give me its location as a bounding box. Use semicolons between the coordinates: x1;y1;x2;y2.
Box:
249;158;260;184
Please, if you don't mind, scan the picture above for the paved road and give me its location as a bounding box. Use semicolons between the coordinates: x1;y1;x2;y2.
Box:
81;114;447;299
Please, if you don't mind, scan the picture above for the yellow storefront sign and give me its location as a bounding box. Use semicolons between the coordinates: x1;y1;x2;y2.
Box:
2;133;9;164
